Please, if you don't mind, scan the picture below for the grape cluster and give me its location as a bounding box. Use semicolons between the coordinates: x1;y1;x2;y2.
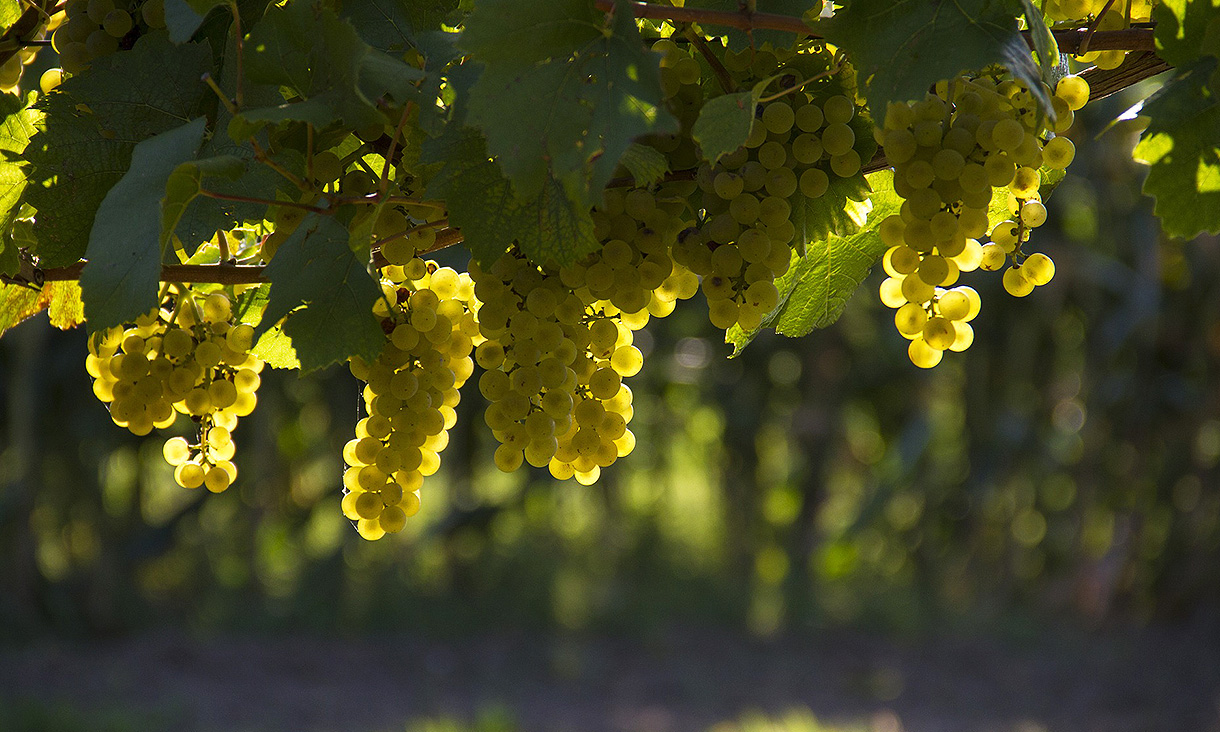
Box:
877;73;1087;367
342;260;479;540
470;186;697;486
1044;0;1153;70
51;0;165;76
674;47;874;331
86;288;262;492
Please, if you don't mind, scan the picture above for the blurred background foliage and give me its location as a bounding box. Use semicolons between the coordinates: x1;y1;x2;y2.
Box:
1;75;1219;647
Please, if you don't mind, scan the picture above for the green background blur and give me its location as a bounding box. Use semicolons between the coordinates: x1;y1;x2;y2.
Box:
0;75;1218;732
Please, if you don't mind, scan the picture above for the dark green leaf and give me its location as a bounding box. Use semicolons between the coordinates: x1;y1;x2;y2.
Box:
618;143;670;189
25;34;211;268
421;125;599;267
692;88;758;164
462;0;676;206
728;170;901;355
823;0;1048;119
1153;0;1220;68
341;0;456;54
1018;0;1060;85
256;214;385;373
0;91;38;275
1133;60;1220;239
80;117;208;332
241;0;422;129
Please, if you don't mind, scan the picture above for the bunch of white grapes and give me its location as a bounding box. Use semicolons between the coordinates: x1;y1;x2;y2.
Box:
87;288;262;492
342;259;480;540
876;72;1089;367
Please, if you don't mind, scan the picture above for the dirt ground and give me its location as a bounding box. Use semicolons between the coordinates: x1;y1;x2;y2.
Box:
1;620;1219;732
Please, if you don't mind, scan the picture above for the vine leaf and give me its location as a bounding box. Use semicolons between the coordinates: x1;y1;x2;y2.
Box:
684;0;811;51
1018;0;1059;86
1133;60;1220;239
618;143;670;189
25;34;211;268
461;0;677;209
80;117;208;332
823;0;1048;119
0;91;38;276
727;170;901;355
341;0;456;54
421;125;598;267
692;78;772;164
255;214;385;374
1152;0;1220;68
161;154;245;253
0;282;41;337
240;0;422;130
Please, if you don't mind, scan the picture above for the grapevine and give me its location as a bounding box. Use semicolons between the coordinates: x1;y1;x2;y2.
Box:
0;0;1208;540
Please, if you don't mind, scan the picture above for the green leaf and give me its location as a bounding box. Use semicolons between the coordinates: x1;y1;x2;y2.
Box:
0;0;24;30
174;33;294;252
0;91;38;273
1018;0;1060;85
823;0;1048;120
80;117;208;332
25;34;211;268
727;170;901;355
692;87;760;164
685;0;812;51
421;125;599;267
161;154;245;253
255;214;385;373
618;143;670;189
240;0;422;130
1153;0;1220;68
45;280;85;330
251;323;300;369
1133;60;1220;239
341;0;456;54
462;0;677;207
0;282;40;337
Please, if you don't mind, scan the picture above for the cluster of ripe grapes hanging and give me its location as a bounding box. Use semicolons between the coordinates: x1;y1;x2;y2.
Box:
58;21;1095;538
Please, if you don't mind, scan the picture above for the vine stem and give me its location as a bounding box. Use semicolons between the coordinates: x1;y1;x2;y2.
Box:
198;189;331;213
592;0;1155;53
30;229;468;284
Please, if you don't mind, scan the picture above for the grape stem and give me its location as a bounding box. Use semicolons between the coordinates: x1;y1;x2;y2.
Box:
379;102;415;198
1077;0;1120;55
755;59;842;104
198;189;331;213
592;0;1155;54
684;27;738;94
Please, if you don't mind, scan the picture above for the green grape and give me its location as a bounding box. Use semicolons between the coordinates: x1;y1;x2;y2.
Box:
795;103;824;132
822;95;854;125
86;0;114;24
761;101;795;134
175;462;205;489
102;9;132;38
1022;252;1055;286
1055;75;1090;111
790;133;823;165
713;171;744;200
799;168;829;198
1042;136;1075;169
894;302;928;336
1003;266;1035;297
820;123;855;156
141;0;167;27
908;337;943;368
